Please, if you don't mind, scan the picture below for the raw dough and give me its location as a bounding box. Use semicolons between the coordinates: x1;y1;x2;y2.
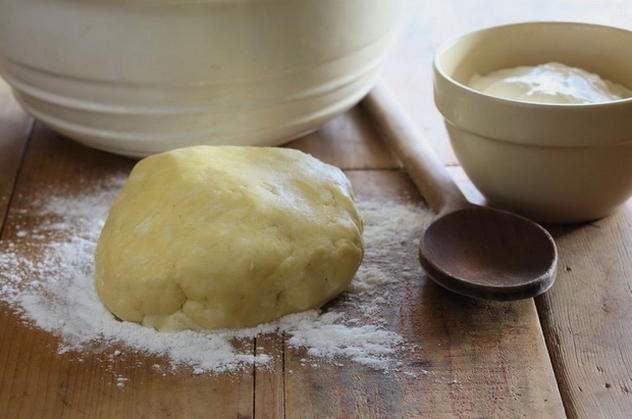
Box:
95;146;364;331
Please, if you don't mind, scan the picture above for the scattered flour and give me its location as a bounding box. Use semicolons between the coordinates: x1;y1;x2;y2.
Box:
0;177;432;377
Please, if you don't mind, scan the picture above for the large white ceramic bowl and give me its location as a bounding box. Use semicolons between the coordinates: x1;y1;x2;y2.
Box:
434;22;632;224
0;0;404;157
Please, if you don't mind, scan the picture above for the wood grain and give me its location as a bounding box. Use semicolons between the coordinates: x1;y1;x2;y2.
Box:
0;78;32;233
254;334;284;419
0;124;254;419
536;202;632;418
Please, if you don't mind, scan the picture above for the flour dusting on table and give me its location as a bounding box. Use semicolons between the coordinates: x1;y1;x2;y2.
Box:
0;177;431;378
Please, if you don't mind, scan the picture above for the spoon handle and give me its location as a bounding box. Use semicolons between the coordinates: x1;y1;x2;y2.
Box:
363;81;469;215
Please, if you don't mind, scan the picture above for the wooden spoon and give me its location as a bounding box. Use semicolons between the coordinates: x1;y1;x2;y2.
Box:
362;82;557;301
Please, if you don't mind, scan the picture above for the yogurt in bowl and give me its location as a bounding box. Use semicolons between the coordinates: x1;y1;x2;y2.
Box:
468;62;631;104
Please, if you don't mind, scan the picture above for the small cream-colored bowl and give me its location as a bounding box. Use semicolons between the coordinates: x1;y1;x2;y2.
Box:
433;22;632;224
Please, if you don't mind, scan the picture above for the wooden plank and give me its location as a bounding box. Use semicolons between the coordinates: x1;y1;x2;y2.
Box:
0;124;254;418
287;106;399;170
254;334;284;419
536;201;632;419
0;78;33;232
282;170;565;418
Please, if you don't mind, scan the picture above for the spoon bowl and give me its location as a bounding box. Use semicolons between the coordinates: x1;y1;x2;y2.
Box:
419;206;557;300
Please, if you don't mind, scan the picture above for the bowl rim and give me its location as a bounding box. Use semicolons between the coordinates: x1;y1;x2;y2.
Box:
433;21;632;109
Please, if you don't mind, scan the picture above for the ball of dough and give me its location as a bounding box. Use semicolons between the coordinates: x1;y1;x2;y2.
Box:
95;146;363;331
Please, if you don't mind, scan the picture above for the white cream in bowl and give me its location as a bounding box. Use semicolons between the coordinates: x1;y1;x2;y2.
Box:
468;62;632;104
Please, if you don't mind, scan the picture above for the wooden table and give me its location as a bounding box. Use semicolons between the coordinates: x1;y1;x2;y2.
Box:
1;2;632;417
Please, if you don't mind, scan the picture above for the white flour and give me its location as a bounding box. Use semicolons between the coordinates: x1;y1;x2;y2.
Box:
0;177;431;378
